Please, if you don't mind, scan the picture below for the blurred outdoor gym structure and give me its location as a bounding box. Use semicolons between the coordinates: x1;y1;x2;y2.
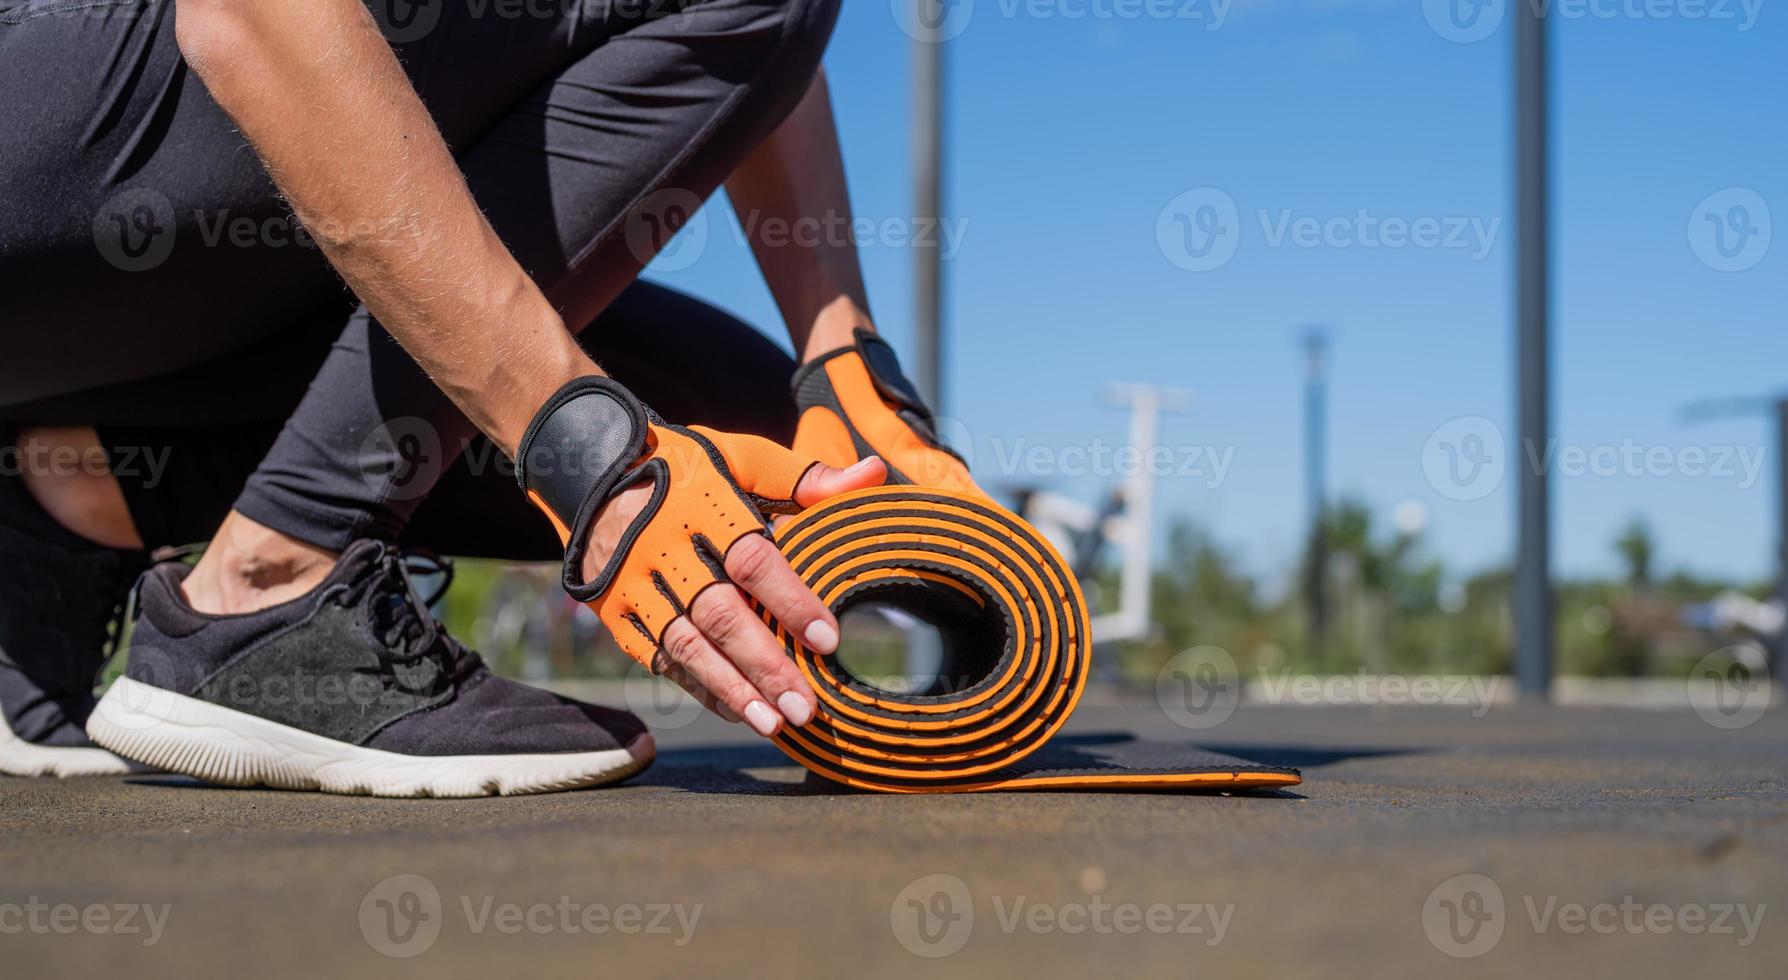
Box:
433;7;1781;706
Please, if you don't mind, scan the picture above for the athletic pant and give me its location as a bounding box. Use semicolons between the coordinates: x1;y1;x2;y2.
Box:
0;0;836;557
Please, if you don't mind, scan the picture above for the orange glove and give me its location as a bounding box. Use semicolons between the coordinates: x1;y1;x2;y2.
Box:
517;377;818;667
789;328;980;494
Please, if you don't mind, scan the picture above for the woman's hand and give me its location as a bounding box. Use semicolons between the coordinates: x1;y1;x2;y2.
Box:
583;456;884;735
518;376;887;735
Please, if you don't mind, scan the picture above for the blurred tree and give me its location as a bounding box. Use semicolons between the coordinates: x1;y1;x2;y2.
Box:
431;506;1754;687
1614;519;1656;589
1110;520;1266;681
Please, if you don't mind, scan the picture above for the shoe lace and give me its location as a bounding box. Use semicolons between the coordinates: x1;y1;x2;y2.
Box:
352;546;480;695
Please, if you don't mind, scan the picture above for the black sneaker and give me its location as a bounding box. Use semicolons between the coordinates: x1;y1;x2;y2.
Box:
0;453;150;778
87;540;654;797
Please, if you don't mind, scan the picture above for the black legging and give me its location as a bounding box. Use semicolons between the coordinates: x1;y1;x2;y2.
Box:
0;0;836;555
88;282;803;560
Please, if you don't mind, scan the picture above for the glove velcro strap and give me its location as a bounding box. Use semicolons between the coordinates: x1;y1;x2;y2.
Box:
852;328;933;418
516;376;647;596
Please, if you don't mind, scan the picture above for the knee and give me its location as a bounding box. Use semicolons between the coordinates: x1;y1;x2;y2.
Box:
785;0;843;49
13;427;145;550
752;0;842;91
666;0;839;95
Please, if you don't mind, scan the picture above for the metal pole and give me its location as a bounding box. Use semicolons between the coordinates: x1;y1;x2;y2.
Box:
1514;5;1553;698
1091;384;1191;648
1775;399;1788;677
1302;332;1329;659
913;6;945;413
1120;386;1159;645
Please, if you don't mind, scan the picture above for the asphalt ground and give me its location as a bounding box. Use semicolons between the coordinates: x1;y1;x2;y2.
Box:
3;691;1784;978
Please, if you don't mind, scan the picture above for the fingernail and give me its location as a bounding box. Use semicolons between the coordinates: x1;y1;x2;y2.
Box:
743;700;780;737
804;619;840;654
777;691;814;727
845;458;880;476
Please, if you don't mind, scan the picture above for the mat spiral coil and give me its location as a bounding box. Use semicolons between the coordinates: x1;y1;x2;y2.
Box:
756;487;1301;794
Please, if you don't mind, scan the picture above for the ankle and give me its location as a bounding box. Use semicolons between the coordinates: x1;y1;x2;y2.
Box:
183;512;339;616
15;426;145;550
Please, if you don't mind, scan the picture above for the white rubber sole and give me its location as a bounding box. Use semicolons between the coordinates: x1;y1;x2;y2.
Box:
87;676;655;798
0;704;142;778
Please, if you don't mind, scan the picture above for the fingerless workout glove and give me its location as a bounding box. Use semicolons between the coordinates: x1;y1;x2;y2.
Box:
517;377;818;667
790;328;979;494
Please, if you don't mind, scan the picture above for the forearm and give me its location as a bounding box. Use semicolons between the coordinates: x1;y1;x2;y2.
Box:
176;0;594;455
724;69;873;362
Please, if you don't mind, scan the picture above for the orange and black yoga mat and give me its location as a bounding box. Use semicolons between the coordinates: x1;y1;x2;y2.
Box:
755;486;1302;794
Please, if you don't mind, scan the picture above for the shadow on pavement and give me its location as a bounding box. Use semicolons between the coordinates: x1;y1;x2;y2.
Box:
637;732;1417;797
1191;741;1421;770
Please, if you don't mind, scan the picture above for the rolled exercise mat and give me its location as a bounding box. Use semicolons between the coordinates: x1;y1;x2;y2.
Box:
755;487;1302;794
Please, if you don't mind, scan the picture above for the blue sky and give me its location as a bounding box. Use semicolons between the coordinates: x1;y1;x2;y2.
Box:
647;0;1785;588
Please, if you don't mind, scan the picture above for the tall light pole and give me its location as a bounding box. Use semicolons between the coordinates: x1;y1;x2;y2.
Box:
1301;330;1330;659
913;3;946;413
1778;398;1786;674
1514;3;1554;699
